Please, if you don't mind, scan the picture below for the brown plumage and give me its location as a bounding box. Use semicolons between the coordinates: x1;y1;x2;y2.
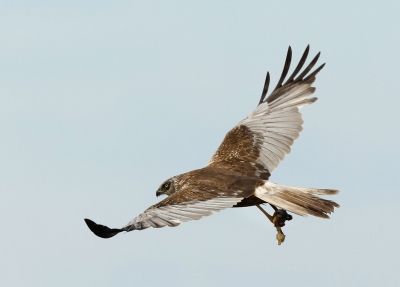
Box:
85;46;339;241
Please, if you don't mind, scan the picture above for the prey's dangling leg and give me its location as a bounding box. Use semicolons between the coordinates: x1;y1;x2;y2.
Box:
256;204;293;245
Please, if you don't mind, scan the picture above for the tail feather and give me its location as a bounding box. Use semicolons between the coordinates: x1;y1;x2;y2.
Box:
255;182;339;218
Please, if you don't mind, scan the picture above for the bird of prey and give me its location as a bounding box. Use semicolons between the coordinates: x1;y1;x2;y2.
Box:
85;46;339;245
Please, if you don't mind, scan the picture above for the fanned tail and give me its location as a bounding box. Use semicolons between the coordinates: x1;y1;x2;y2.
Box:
255;182;339;218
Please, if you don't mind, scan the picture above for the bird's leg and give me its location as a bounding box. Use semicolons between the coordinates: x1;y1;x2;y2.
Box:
255;204;274;223
256;204;293;245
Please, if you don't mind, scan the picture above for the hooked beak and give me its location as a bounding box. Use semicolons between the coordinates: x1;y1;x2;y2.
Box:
156;190;162;197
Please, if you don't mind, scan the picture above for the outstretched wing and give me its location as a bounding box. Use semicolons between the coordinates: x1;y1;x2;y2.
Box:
85;178;255;238
208;46;324;176
122;189;243;232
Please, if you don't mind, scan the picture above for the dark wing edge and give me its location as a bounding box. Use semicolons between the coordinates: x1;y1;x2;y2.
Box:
84;218;124;239
258;45;325;106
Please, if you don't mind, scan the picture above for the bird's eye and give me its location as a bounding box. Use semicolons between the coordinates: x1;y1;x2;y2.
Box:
164;183;169;188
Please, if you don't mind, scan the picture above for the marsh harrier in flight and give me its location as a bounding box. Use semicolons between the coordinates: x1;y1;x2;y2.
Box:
85;46;339;245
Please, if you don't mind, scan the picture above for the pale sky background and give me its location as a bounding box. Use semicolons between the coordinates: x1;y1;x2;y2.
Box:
1;1;400;286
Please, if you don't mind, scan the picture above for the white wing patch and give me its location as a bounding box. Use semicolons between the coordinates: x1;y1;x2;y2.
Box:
239;79;317;172
123;197;243;231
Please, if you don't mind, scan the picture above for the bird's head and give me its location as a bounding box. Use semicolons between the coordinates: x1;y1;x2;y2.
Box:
156;178;176;197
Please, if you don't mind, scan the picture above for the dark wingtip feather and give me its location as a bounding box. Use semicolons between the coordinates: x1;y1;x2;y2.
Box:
303;63;326;81
284;45;310;85
258;72;270;105
84;218;123;239
274;46;292;90
295;52;321;81
258;46;325;106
